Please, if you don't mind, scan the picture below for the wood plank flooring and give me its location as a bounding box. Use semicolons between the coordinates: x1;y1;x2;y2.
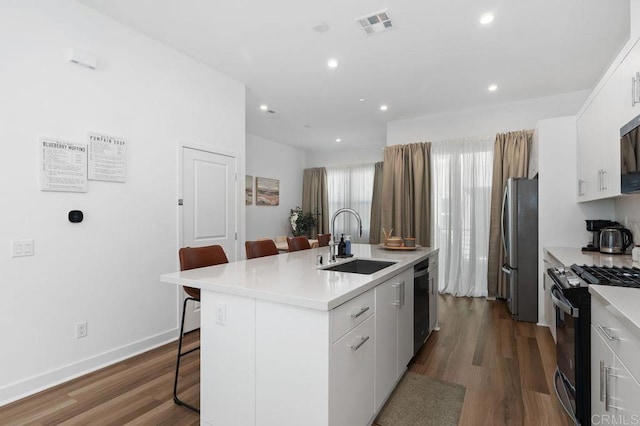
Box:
0;296;571;425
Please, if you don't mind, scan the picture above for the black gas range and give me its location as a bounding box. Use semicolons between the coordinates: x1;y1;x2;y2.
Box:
548;264;640;425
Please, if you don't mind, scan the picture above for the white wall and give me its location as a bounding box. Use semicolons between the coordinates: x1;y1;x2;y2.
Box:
615;197;640;241
305;144;384;168
536;117;615;328
387;90;591;145
246;133;305;243
0;0;245;404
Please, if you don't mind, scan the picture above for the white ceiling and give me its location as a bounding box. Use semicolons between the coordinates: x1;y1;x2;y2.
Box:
78;0;630;151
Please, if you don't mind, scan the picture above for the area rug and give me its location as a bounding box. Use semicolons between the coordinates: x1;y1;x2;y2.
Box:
375;372;466;426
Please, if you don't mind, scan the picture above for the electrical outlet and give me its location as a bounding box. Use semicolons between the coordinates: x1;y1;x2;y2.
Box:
11;239;34;257
216;303;226;326
76;321;87;338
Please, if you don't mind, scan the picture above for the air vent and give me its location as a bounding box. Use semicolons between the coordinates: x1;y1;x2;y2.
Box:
355;9;393;36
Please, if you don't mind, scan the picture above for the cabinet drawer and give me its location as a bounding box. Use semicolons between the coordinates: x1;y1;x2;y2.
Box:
592;296;640;382
331;289;375;343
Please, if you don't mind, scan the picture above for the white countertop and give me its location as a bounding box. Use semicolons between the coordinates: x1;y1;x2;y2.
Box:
161;244;438;311
589;285;640;340
545;246;637;268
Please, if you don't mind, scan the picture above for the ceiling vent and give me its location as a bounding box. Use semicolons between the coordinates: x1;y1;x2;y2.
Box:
355;9;393;36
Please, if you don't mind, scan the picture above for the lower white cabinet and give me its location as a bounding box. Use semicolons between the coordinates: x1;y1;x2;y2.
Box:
330;315;375;426
591;326;640;422
374;268;414;410
591;295;640;423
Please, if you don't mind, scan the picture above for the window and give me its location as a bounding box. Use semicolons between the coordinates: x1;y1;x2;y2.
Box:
326;164;375;243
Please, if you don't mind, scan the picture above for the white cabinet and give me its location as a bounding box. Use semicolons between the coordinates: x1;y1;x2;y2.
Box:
591;296;640;423
374;268;414;410
591;326;640;422
577;37;640;201
331;315;375;426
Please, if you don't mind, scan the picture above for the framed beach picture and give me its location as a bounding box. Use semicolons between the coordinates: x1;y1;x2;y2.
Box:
245;175;253;205
256;177;279;206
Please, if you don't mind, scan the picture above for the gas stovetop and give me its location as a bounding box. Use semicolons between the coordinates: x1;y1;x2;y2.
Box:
571;264;640;288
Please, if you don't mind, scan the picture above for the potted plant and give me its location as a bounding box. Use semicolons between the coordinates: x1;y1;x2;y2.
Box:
289;207;317;237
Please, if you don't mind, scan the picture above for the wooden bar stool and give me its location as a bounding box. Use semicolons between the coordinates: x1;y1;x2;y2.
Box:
174;245;229;413
317;233;332;247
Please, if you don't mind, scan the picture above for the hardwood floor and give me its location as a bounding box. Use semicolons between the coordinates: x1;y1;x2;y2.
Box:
0;296;571;425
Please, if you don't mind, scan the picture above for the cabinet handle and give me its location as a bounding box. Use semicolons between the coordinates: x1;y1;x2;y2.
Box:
597;324;619;341
598;169;603;192
602;170;607;190
578;179;585;196
350;306;370;318
600;360;605;402
350;336;370;351
633;72;640;107
604;366;611;412
392;283;401;306
400;281;405;307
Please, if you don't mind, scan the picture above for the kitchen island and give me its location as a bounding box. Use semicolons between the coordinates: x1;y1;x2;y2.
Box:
161;243;438;426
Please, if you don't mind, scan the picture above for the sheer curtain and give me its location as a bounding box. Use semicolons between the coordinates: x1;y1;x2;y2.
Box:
432;136;493;297
327;164;375;243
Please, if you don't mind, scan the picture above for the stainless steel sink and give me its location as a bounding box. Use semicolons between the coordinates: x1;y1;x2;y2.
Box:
322;259;396;275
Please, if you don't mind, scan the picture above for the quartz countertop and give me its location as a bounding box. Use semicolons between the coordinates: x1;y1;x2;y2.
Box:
545;246;637;268
589;285;640;340
161;243;438;311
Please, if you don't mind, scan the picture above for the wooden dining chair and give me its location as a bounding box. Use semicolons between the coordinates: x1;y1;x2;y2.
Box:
317;233;332;247
287;236;311;252
245;239;279;259
175;245;229;413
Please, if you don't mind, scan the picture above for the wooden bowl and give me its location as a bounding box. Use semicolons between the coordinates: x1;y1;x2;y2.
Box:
385;237;403;247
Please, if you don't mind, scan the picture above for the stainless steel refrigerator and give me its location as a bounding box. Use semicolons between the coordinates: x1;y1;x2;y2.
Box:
501;177;538;322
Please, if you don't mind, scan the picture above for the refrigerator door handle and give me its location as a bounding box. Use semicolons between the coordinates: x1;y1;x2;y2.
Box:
501;265;513;275
500;185;508;255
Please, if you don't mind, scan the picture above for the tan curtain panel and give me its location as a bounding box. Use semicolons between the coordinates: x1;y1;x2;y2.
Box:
369;161;384;244
381;143;431;246
487;130;533;298
302;167;329;238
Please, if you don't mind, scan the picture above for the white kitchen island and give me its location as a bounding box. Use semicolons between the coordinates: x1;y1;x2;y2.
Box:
161;243;438;426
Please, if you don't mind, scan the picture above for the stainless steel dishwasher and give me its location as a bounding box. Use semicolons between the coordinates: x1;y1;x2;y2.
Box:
413;256;437;355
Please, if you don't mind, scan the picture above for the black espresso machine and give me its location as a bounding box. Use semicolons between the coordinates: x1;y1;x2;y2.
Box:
582;220;619;252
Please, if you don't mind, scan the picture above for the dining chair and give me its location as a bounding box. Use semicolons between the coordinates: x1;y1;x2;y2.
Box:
175;245;229;413
287;236;311;252
317;233;332;247
245;239;279;259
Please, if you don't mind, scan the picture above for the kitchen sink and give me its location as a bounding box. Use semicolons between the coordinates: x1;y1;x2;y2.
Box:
322;259;396;275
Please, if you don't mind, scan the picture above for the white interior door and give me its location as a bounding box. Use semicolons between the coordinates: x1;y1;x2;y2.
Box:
181;146;237;332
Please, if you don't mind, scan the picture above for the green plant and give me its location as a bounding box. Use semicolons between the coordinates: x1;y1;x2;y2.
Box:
289;207;317;237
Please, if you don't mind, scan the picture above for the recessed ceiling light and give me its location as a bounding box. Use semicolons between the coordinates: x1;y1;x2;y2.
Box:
260;104;268;111
488;84;498;92
358;98;365;102
380;105;388;111
336;138;342;143
480;13;494;25
327;59;339;68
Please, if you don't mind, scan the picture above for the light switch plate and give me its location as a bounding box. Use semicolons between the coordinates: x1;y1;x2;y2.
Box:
12;240;34;257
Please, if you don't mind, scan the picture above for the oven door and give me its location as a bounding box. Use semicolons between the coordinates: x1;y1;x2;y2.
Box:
550;283;579;416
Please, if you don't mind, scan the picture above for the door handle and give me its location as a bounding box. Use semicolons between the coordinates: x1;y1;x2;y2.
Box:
392;283;401;306
500;186;508;254
350;336;370;351
600;360;605;402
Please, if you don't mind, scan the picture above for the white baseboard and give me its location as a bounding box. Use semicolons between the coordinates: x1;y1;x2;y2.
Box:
0;328;179;407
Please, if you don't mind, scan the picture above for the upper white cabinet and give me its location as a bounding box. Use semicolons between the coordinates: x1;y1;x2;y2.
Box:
577;37;640;201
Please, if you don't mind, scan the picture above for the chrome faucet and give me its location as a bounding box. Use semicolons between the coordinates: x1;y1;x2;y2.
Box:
330;208;363;261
